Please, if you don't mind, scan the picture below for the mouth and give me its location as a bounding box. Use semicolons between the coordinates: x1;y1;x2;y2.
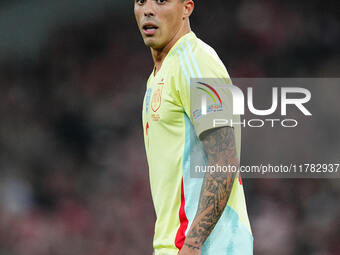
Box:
142;23;159;36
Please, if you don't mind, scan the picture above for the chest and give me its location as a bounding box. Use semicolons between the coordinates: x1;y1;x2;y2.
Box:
142;74;183;127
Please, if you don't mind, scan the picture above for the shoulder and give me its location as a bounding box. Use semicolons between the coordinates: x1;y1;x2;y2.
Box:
169;32;229;80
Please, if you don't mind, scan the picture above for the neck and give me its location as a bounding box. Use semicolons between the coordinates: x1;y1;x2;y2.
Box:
151;22;191;75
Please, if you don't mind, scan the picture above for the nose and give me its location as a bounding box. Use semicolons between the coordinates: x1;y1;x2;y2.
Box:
143;0;155;17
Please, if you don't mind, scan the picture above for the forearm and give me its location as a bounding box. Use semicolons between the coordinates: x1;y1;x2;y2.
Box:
183;127;238;250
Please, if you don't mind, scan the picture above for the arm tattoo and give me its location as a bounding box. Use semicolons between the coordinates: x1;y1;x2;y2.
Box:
183;127;238;250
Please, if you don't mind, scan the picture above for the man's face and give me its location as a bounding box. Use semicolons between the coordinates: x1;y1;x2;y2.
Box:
134;0;185;50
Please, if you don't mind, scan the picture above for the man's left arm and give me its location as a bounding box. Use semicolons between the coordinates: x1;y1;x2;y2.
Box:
179;126;238;255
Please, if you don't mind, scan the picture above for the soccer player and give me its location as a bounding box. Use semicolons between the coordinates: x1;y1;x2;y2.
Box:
134;0;253;254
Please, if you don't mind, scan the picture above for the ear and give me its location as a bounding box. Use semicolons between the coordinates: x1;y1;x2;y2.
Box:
183;0;194;19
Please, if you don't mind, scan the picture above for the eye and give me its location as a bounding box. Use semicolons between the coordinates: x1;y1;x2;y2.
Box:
156;0;166;4
136;0;146;5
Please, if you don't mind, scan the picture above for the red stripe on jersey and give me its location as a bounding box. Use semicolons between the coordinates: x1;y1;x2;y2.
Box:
175;178;189;250
239;173;243;185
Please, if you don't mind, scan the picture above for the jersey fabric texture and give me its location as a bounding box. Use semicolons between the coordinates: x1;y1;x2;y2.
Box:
142;32;253;255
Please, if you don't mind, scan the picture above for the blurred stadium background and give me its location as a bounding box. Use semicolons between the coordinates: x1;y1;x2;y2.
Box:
0;0;339;254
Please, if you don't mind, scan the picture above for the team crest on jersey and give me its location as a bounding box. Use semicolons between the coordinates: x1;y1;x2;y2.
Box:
151;87;163;112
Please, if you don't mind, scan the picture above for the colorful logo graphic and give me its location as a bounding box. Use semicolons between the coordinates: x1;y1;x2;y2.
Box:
196;81;222;106
195;81;223;118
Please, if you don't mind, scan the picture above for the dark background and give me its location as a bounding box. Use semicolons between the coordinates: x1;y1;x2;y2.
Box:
0;0;339;254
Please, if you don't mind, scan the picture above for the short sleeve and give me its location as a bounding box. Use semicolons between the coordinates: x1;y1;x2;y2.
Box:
175;66;239;139
190;78;239;138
